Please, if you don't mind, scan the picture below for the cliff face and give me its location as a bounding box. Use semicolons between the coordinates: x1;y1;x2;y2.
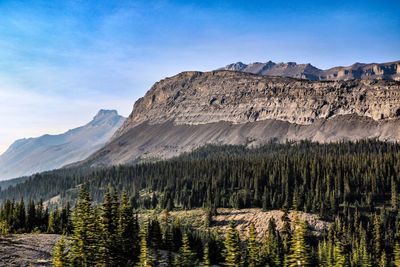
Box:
80;71;400;167
324;61;400;81
115;71;400;137
220;60;400;81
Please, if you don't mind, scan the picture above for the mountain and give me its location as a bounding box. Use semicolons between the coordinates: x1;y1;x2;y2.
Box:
76;70;400;168
220;60;400;81
0;109;125;180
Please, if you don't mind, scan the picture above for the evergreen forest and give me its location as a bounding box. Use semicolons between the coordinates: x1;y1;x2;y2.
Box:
1;140;400;266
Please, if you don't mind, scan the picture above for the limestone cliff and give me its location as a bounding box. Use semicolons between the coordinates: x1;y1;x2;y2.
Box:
79;71;400;167
115;71;400;137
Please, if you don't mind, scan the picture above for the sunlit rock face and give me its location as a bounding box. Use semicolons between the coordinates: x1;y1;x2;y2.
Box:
79;70;400;168
220;60;400;81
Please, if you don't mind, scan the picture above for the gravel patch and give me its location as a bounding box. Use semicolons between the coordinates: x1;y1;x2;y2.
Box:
0;234;60;267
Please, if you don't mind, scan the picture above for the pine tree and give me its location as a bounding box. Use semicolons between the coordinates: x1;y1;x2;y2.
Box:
26;199;36;232
204;208;213;227
137;223;151;267
281;211;292;254
176;233;196;267
247;223;260;267
203;242;211;267
68;186;98;266
224;221;241;267
60;202;71;234
317;240;330;267
163;224;174;262
118;192;138;265
333;239;347;267
360;232;372;267
99;187;119;266
48;209;61;234
15;198;26;232
373;213;382;262
394;242;400;267
392;177;398;210
53;235;67;267
285;218;311;267
379;251;387;267
263;218;281;266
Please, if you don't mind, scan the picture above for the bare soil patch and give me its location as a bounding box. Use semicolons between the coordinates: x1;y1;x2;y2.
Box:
0;234;60;267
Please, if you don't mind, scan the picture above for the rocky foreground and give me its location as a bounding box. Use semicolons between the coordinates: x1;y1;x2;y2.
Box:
0;234;60;266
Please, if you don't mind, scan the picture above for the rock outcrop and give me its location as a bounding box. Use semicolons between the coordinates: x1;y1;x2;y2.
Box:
79;71;400;167
220;60;400;81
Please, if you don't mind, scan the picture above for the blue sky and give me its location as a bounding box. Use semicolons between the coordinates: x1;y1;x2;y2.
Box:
0;0;399;153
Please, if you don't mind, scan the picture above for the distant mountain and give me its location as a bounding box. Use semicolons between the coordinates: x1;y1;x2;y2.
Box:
0;109;125;180
220;60;400;81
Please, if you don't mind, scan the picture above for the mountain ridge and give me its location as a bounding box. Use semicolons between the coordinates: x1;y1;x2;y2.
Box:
220;60;400;81
78;70;400;168
0;109;125;180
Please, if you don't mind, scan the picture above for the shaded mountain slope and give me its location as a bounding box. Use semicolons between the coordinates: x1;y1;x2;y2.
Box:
0;110;125;180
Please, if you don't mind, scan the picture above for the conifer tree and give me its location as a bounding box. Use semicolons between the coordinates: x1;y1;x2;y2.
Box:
137;223;151;267
285;218;311;267
373;213;382;262
203;242;211;267
53;235;67;267
333;239;347;267
60;202;71;234
360;232;372;267
263;218;281;266
15;198;26;232
68;186;98;266
317;240;329;267
281;211;292;254
26;199;36;232
392;177;398;210
118;192;138;265
163;228;174;266
394;241;400;267
176;233;196;267
99;187;119;265
247;223;260;267
224;221;241;267
379;251;387;267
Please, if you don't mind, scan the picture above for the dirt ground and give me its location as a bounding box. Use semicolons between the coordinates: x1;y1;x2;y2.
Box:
143;208;331;240
0;234;60;267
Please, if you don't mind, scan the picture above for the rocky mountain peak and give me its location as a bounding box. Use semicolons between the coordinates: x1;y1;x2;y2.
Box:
220;60;400;81
93;109;119;120
223;62;247;71
0;109;125;180
90;109;124;127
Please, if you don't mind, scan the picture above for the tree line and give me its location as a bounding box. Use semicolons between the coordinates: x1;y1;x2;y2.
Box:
0;198;71;234
1;140;399;217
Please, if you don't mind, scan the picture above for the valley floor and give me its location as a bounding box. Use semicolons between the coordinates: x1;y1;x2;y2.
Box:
0;234;60;267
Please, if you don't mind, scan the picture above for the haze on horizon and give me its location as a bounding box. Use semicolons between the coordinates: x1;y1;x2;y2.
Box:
0;0;399;154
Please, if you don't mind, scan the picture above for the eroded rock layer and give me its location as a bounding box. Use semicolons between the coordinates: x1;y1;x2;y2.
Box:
78;71;400;167
116;71;400;137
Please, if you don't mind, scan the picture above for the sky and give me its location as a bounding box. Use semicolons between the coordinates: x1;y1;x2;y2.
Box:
0;0;399;154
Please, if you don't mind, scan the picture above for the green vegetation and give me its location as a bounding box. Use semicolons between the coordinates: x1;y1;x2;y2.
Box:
1;140;400;265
